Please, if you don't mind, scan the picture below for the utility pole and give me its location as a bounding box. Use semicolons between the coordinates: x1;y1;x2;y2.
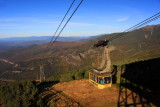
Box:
40;65;45;83
37;59;45;83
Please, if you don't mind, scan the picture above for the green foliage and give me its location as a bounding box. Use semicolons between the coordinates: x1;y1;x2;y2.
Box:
46;68;91;82
74;71;83;80
47;74;61;82
50;99;56;103
60;73;74;82
84;70;89;78
0;81;43;107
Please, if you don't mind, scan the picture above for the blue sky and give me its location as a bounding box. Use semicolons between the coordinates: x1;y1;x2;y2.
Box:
0;0;160;38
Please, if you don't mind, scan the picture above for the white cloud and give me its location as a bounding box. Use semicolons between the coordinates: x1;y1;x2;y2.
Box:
117;17;128;22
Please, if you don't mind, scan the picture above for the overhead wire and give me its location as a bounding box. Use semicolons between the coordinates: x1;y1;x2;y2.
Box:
39;0;84;80
43;0;84;57
108;12;160;42
37;0;84;81
42;0;76;57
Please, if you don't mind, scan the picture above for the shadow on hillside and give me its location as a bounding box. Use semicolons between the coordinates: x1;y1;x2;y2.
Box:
118;58;160;107
36;81;61;106
37;81;59;92
112;65;118;84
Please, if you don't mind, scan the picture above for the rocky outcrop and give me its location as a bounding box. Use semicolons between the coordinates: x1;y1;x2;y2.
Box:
0;58;14;65
64;49;98;66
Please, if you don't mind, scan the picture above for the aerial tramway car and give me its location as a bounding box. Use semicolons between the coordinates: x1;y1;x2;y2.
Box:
89;70;112;89
89;40;112;89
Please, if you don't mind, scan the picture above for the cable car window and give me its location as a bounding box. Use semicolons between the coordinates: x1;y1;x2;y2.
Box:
92;74;94;80
95;75;97;82
93;75;96;81
104;77;111;84
99;77;104;84
90;73;92;79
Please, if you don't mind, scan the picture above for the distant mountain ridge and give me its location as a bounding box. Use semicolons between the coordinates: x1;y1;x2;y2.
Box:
0;36;100;51
0;35;102;42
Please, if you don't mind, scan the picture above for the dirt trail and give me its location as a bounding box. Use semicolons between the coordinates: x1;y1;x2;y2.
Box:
53;79;119;107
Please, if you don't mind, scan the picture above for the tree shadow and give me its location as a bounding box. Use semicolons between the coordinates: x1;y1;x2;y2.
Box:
118;58;160;107
37;81;59;92
37;81;60;106
112;65;118;84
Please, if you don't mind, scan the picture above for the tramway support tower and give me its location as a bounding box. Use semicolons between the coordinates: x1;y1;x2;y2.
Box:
89;40;112;89
36;59;45;83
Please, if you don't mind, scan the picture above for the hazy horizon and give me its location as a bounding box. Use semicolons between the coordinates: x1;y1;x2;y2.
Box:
0;34;105;39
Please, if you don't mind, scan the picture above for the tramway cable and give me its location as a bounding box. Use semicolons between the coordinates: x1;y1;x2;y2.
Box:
43;0;84;57
38;0;84;82
42;0;76;57
108;12;160;42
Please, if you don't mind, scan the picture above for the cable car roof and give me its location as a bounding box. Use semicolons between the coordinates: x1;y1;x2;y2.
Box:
93;40;109;47
90;70;111;76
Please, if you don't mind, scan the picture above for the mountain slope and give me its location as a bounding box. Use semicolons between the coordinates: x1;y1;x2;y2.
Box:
0;24;160;80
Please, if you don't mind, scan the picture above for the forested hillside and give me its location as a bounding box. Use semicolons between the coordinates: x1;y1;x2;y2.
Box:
0;81;43;107
0;24;160;80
